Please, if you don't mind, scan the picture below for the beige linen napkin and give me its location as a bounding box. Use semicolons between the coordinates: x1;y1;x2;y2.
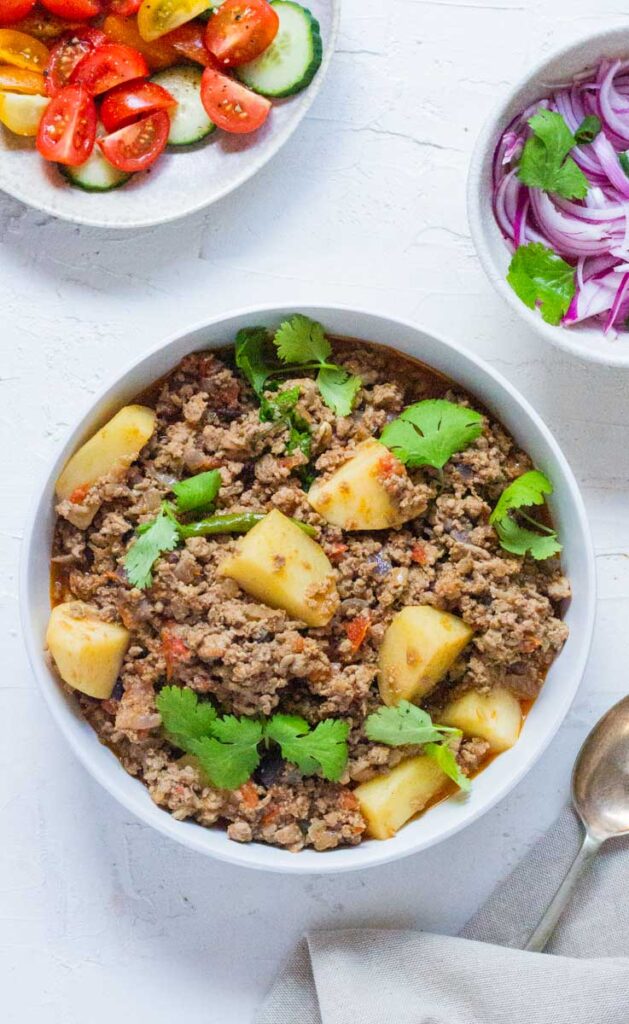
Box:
256;809;629;1024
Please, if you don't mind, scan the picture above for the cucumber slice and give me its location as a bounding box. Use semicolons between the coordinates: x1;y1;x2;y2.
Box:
236;1;322;99
151;66;215;147
59;145;132;193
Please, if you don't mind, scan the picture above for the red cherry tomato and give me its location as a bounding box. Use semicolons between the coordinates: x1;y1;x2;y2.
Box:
36;83;96;165
71;42;148;96
98;108;169;171
0;0;37;27
41;0;102;19
200;67;270;133
165;20;218;67
100;79;175;131
108;0;142;13
46;28;106;97
204;0;279;67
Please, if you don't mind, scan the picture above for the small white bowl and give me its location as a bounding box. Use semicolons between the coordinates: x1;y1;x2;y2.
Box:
468;26;629;367
20;304;596;874
0;0;338;229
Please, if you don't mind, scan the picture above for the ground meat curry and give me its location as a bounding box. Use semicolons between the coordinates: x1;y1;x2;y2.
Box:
48;322;570;852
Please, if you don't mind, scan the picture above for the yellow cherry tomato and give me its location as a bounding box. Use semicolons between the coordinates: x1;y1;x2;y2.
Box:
0;91;48;136
0;30;49;73
0;65;46;95
103;15;178;70
137;0;211;42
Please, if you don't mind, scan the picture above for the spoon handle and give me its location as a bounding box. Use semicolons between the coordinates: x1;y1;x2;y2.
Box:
524;830;602;952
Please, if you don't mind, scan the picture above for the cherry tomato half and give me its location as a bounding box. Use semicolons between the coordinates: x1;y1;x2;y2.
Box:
100;78;175;131
204;0;278;67
71;42;149;95
0;65;46;94
0;0;37;27
102;15;177;71
166;20;217;67
45;28;106;98
0;29;49;73
200;66;270;133
98;108;169;171
41;0;102;19
36;83;96;165
14;14;85;40
108;0;142;13
137;0;209;43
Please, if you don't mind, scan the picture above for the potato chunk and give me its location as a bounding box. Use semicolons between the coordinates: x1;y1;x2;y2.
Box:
355;755;450;839
56;404;156;500
441;687;522;752
378;605;473;706
46;602;130;699
219;509;339;627
307;439;411;530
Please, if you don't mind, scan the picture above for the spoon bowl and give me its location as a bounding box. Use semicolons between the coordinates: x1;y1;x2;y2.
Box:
526;694;629;951
573;694;629;841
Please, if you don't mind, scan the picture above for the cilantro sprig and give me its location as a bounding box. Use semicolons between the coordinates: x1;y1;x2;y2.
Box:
507;243;576;326
156;686;350;790
124;502;180;590
380;399;483;471
518;109;589;199
235;315;362;418
490;470;562;561
365;701;470;791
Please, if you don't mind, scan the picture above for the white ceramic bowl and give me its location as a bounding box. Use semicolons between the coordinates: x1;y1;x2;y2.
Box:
468;26;629;367
20;304;596;874
0;0;338;229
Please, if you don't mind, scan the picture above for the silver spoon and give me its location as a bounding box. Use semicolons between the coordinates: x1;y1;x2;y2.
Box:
525;694;629;952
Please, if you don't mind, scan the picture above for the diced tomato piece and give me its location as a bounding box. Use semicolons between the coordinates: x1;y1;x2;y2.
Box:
200;67;270;134
344;615;370;651
71;41;148;95
100;78;175;131
410;542;428;565
69;483;90;504
205;0;279;67
377;452;404;478
161;627;191;680
45;28;106;98
103;14;177;71
327;542;347;564
0;0;37;27
36;83;96;165
238;780;259;808
41;0;102;19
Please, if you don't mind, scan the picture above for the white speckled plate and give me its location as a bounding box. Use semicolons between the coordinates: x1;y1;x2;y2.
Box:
0;0;338;229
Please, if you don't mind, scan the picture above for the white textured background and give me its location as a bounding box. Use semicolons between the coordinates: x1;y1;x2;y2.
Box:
3;1;629;1020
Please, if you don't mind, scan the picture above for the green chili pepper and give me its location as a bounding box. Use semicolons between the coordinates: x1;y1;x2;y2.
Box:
177;513;316;539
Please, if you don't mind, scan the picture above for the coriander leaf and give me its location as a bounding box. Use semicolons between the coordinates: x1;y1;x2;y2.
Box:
235;326;277;395
424;742;471;792
317;366;362;417
274;314;331;365
189;716;263;790
574;114;601;145
620;151;629;179
172;470;221;514
287;418;312;461
365;700;460;747
259;385;300;422
506;243;576;326
380;399;483;470
125;502;180;590
156;685;217;750
265;714;349;782
518;109;589;199
495;516;562;560
490;469;553;525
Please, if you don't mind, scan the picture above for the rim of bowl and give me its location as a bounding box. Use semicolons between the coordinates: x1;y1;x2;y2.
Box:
0;1;340;230
19;303;597;874
467;24;629;368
